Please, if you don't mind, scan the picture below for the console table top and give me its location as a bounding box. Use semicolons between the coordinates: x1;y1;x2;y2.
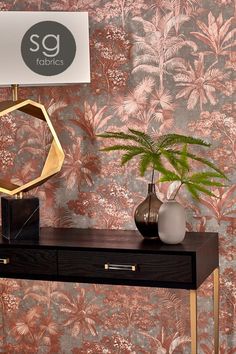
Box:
0;227;218;253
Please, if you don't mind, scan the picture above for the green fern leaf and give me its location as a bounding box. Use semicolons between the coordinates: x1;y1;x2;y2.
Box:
170;150;227;179
128;128;155;151
97;131;153;151
188;172;226;187
161;150;182;174
100;145;146;153
180;144;189;175
159;173;181;182
152;155;172;175
188;183;218;198
156;134;210;149
185;183;200;200
121;149;146;165
189;172;223;181
139;154;152;176
195;180;226;187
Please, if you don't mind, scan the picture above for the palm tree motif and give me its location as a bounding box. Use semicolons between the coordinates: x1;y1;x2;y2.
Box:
174;55;228;110
171;0;202;16
42;207;74;227
15;118;52;175
132;10;197;91
23;281;61;310
196;185;236;225
188;110;236;171
150;88;175;122
61;137;100;190
11;307;59;352
72;101;112;141
141;327;191;354
169;0;203;33
52;288;100;338
100;0;147;29
114;78;175;131
103;286;155;340
191;12;236;64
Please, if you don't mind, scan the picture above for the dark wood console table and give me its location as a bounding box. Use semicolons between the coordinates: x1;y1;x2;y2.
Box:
0;228;219;354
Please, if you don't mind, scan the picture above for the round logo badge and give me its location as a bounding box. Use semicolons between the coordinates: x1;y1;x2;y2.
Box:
21;21;76;76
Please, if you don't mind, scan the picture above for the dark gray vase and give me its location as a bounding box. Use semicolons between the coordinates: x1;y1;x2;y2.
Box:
134;183;162;239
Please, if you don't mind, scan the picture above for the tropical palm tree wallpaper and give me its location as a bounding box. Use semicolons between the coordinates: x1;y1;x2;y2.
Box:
0;0;235;352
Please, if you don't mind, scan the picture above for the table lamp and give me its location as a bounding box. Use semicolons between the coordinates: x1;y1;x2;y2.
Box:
0;11;90;242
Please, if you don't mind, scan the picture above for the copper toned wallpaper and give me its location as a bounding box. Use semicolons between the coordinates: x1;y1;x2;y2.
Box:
0;0;235;353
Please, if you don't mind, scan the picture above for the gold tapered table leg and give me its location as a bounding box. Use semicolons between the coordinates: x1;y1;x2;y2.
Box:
190;289;197;354
213;267;219;354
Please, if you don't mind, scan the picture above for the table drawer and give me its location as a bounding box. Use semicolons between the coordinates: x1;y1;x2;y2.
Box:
58;250;193;285
0;248;57;276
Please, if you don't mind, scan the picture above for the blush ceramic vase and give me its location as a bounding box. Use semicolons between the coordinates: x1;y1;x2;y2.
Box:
134;183;162;239
158;199;186;244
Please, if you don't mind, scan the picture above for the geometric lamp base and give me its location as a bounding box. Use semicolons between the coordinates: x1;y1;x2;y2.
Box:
1;197;39;242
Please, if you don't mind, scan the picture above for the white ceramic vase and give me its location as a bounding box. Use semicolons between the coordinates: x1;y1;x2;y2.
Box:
158;199;186;244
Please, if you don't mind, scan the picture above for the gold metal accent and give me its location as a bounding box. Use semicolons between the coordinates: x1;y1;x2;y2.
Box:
0;99;65;195
0;258;10;264
11;84;19;101
190;289;197;354
104;263;137;271
213;267;219;354
14;192;23;199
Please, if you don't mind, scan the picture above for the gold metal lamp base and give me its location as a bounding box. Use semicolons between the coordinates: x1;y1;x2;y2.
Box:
0;85;64;196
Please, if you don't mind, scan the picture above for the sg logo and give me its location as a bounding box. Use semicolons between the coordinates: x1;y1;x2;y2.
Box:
21;21;76;76
30;34;60;57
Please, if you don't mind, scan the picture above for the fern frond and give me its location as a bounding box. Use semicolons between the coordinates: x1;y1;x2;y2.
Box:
159;172;181;182
128;128;155;151
97;131;146;146
152;155;172;175
121;149;147;165
193;180;226;187
139;154;152;176
97;131;154;151
170;150;227;179
185;183;200;200
180;144;189;175
100;145;146;153
188;173;225;187
187;182;218;198
162;149;189;174
156;134;210;149
189;172;224;181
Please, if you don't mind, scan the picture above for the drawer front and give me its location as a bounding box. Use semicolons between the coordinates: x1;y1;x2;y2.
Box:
0;248;57;276
58;250;193;284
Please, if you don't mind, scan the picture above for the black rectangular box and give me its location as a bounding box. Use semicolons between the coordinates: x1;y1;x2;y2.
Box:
1;197;39;242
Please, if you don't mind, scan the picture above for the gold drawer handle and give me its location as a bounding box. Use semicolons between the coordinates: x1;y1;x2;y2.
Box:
0;258;10;265
104;263;136;272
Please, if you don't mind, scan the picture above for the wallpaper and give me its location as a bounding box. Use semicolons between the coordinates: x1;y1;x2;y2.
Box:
0;0;235;353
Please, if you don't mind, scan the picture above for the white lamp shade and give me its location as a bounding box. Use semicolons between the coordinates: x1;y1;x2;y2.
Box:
0;11;90;86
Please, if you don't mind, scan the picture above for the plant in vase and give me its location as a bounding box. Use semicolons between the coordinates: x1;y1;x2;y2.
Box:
157;144;227;244
97;129;227;240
